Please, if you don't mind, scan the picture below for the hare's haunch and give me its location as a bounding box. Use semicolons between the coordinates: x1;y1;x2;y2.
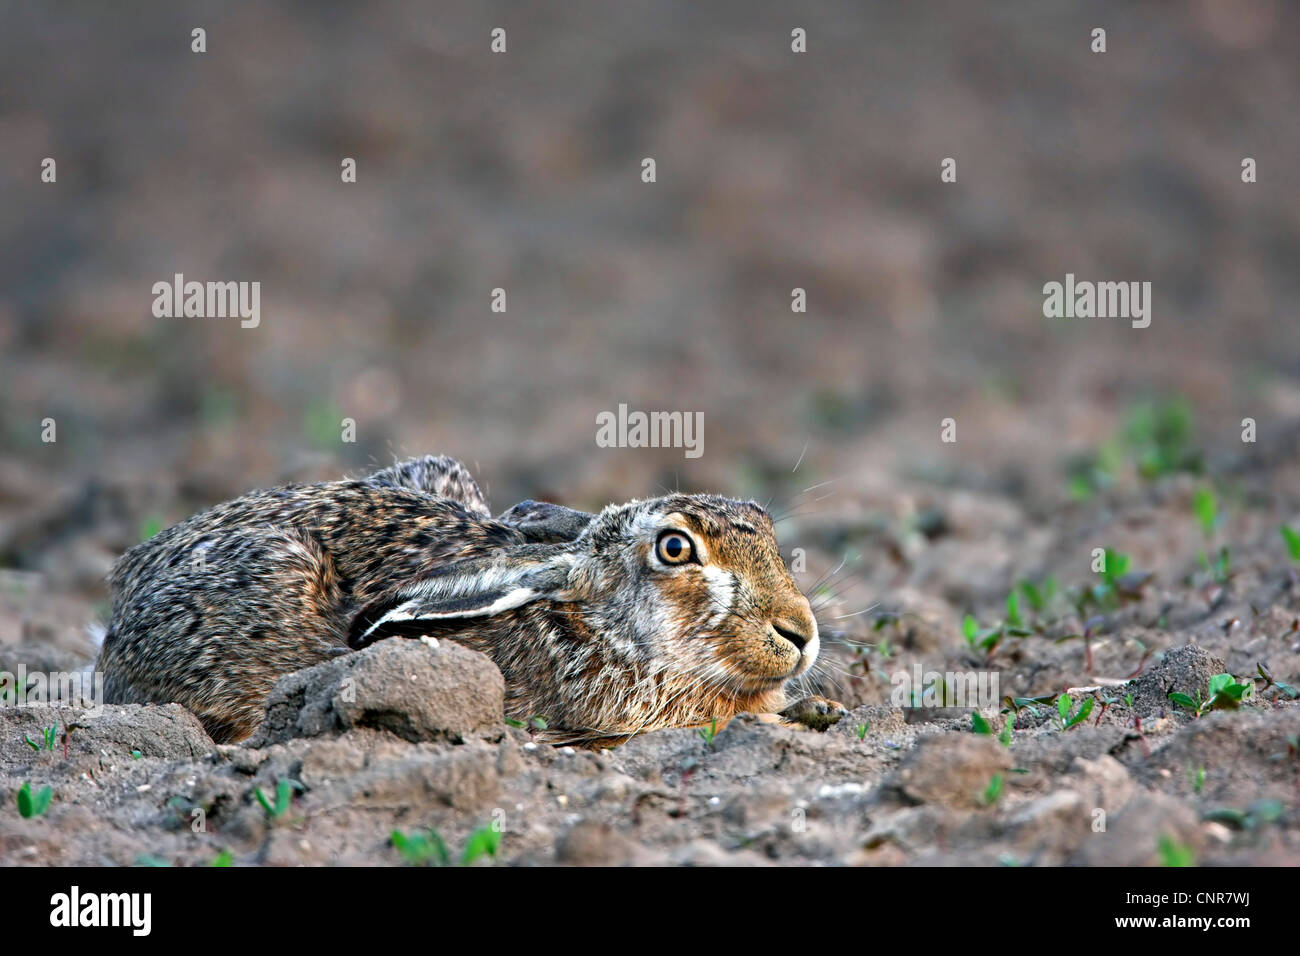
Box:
98;456;835;745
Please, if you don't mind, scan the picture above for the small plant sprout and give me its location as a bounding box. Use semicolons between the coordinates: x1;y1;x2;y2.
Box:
1280;524;1300;562
697;718;720;747
971;712;993;736
253;778;300;820
1005;590;1024;629
391;827;450;866
505;714;550;736
391;823;501;866
1202;799;1283;831
1018;576;1058;616
1193;487;1219;537
1001;693;1054;719
998;715;1014;747
1256;661;1299;700
1054;693;1094;731
16;781;53;818
856;722;870;741
1157;834;1196;867
962;610;1031;659
209;849;234;867
24;725;58;752
1168;673;1253;718
1191;766;1206;794
460;823;502;865
981;773;1005;806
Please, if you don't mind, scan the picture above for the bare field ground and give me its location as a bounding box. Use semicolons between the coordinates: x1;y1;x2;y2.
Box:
1;1;1297;865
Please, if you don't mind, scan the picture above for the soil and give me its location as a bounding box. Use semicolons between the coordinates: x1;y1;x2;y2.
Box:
1;1;1298;866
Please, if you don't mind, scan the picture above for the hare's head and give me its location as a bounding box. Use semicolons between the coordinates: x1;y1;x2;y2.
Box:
568;495;819;689
350;494;818;738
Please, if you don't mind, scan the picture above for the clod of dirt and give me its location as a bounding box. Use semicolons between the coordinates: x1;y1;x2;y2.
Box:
556;820;644;865
890;733;1013;809
1068;792;1205;866
1127;643;1227;717
0;702;213;769
251;639;505;746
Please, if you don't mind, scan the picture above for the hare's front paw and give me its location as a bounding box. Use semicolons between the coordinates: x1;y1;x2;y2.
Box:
778;696;848;731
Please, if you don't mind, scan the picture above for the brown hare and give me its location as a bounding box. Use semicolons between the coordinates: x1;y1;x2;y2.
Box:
98;455;844;746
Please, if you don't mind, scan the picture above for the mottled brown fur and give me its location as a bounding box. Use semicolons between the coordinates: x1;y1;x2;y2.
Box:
99;455;832;745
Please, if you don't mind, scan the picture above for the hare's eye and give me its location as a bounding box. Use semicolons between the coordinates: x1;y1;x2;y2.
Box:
656;531;694;565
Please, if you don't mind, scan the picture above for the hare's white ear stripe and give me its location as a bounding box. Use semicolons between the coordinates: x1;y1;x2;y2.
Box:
360;586;540;641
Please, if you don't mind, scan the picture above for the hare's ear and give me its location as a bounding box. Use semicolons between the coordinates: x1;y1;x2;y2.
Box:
496;500;594;543
347;553;573;649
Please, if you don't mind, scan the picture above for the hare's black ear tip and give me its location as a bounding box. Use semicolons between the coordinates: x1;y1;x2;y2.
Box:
347;599;410;648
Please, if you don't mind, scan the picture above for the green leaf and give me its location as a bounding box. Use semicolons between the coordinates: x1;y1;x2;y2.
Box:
1168;692;1198;711
1281;524;1300;562
1207;673;1233;697
982;773;1004;806
1157;834;1196;868
1057;695;1072;720
962;614;979;643
1005;591;1023;628
461;824;502;865
1066;697;1095;729
209;850;234;867
1193;487;1218;537
971;712;992;735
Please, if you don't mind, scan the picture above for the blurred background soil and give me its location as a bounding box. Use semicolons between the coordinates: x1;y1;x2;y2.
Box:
1;1;1298;865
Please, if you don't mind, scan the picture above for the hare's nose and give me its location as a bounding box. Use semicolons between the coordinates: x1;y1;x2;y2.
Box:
772;620;810;649
770;594;819;656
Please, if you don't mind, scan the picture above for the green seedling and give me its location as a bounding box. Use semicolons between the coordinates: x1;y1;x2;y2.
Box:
1198;545;1232;586
1193;487;1219;537
1126;399;1201;480
1168;673;1252;718
209;849;234;867
1054;693;1094;731
971;712;992;735
1157;834;1196;867
981;773;1005;806
391;827;450;866
505;714;549;735
962;612;1031;658
24;725;58;752
16;781;53;818
1005;591;1024;629
1203;799;1283;831
1067;399;1201;497
130;750;142;760
1256;661;1299;699
697;718;720;747
460;824;502;865
998;715;1014;747
1280;524;1300;562
1075;548;1151;617
1001;693;1054;719
856;722;870;741
1191;766;1205;794
253;778;299;819
1018;576;1058;615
